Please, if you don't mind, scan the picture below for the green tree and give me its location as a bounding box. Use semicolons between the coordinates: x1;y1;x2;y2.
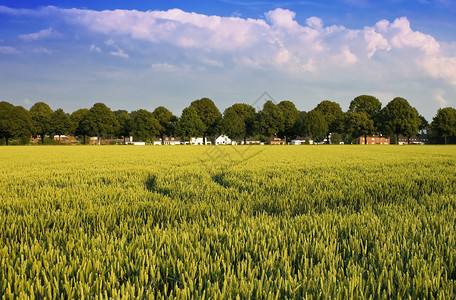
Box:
380;97;420;144
344;112;375;144
304;110;328;142
113;110;131;144
176;106;205;143
130;109;160;143
258;100;285;137
221;103;256;144
349;95;382;129
0;102;33;145
70;108;90;144
293;111;308;137
190;98;221;144
84;103;119;145
418;115;429;135
278;100;299;142
30;102;53;144
50;108;72;144
152;106;177;144
430;107;456;144
314;100;344;143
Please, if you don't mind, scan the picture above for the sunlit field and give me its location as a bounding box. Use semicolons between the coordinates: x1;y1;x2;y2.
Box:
1;145;455;298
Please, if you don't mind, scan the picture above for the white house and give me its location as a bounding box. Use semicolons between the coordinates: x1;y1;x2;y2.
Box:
189;137;211;145
153;138;162;145
240;138;262;145
215;135;232;145
163;136;181;145
290;136;313;145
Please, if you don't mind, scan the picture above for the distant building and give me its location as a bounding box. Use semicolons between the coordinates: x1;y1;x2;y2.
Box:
397;134;428;145
163;136;181;145
189;137;211;145
290;136;313;145
215;135;232;145
268;136;285;145
239;138;261;145
357;135;390;145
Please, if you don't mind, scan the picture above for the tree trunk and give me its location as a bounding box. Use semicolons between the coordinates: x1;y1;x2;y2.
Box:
203;135;206;145
408;137;410;145
58;135;61;145
41;133;45;144
123;136;126;144
445;136;447;145
5;137;9;146
98;135;101;145
364;134;367;145
244;136;247;145
162;134;165;145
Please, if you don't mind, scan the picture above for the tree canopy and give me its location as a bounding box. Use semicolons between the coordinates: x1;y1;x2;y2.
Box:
430;107;456;144
130;109;160;142
30;102;53;143
258;100;285;137
175;106;205;142
190;98;221;143
84;103;119;144
152;106;177;144
0;102;33;145
304;110;328;141
221;103;256;144
381;97;420;143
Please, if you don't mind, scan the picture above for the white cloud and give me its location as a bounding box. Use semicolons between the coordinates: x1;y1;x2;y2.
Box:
19;27;56;41
0;46;18;54
110;49;129;58
0;6;455;118
435;91;449;107
89;44;101;53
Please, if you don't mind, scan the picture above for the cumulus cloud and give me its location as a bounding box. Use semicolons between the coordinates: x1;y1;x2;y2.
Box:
19;27;57;41
0;5;455;116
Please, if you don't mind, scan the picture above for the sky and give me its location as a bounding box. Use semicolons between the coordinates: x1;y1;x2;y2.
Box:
1;0;455;120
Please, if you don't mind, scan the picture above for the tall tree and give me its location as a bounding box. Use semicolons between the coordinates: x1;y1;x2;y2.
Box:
50;108;72;143
314;100;344;143
221;103;256;144
304;110;328;142
344;112;375;144
380;97;420;144
70;108;90;144
257;100;285;137
130;109;160;142
175;106;205;143
84;103;118;145
293;111;308;137
430;107;456;144
30;102;53;144
152;106;177;144
349;95;382;129
418;115;429;135
278;100;299;142
190;98;221;144
113;110;131;144
0;102;33;145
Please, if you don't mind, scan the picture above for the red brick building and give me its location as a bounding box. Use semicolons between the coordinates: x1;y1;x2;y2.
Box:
357;136;390;145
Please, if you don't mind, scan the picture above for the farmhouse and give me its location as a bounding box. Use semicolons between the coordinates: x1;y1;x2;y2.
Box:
357;135;390;145
290;136;313;145
215;135;232;145
189;137;211;145
268;136;285;145
239;138;261;145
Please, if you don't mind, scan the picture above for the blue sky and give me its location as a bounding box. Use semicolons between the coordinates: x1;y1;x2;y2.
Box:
1;0;455;120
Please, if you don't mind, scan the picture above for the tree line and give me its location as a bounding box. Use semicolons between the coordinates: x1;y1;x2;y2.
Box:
1;95;456;145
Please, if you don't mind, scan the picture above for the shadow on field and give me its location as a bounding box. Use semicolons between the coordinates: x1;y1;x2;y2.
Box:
145;174;172;198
